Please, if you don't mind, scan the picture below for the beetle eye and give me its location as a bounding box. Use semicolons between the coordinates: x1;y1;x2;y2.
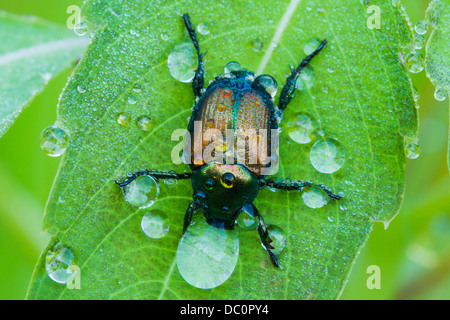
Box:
253;74;278;98
220;172;235;189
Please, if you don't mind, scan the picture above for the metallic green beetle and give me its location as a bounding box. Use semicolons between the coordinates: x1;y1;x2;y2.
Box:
117;13;341;267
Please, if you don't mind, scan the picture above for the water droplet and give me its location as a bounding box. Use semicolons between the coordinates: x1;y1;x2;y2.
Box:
224;61;241;74
167;42;196;83
265;225;286;256
77;84;86;93
405;52;424;74
176;216;239;289
127;95;137;104
73;21;88;37
391;0;401;8
434;88;448;101
141;211;169;239
160;33;169;41
412;33;425;50
251;39;263;52
45;242;77;284
236;204;260;231
253;75;278;97
132;83;142;93
405;142;421;159
121;175;160;208
40;125;70;157
164;173;178;188
136;115;152;131
197;22;210;35
286;112;319;144
295;66;316;90
303;38;322;55
116;112;131;126
301;186;331;208
414;20;428;35
310;138;345;173
327;67;335;73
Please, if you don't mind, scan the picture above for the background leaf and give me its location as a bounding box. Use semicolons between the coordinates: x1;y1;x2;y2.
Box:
27;0;417;299
0;11;87;138
424;0;450;170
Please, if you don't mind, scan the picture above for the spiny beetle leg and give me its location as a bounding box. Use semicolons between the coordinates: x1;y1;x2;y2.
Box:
115;170;191;188
278;39;327;112
253;204;280;268
262;177;342;200
182;202;197;235
183;13;205;98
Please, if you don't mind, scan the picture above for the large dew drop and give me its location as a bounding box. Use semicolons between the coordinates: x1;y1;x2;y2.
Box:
40;125;70;157
176;216;239;289
167;43;196;83
236;204;260;231
122;175;160;208
141;211;169;239
310;138;345;173
45;242;77;284
286;112;319;144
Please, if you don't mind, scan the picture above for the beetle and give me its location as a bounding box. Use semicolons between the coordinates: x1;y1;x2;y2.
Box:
116;13;341;267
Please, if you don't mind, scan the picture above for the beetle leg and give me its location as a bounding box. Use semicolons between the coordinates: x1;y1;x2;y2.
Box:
252;204;280;268
115;170;191;188
182;13;205;98
277;39;327;112
261;177;342;200
182;202;197;234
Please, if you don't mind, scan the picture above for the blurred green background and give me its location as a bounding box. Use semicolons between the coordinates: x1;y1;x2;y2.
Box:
0;0;448;300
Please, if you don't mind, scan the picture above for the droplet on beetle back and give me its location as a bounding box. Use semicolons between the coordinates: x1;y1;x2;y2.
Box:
40;125;70;157
167;42;196;83
253;75;278;98
224;61;241;74
310;138;345;173
301;186;330;208
122;175;160;208
141;211;169;239
45;242;77;284
176;215;239;289
286;112;319;144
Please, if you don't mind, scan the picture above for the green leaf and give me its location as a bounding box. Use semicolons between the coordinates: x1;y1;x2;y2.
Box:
0;11;87;138
424;0;450;170
27;0;417;299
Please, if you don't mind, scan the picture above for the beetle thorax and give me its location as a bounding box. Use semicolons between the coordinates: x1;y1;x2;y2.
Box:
191;162;260;229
